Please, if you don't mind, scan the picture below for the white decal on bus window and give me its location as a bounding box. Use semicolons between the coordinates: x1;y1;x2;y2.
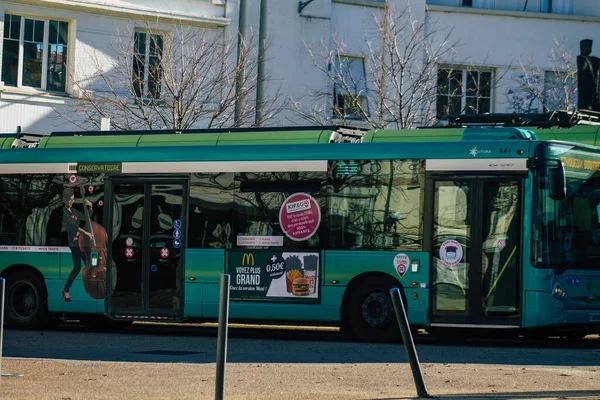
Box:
440;239;463;266
236;236;284;247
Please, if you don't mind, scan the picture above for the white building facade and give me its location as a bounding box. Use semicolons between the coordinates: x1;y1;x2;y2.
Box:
0;0;599;134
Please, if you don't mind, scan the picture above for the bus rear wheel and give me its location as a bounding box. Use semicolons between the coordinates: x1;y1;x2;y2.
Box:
5;270;49;329
348;275;402;343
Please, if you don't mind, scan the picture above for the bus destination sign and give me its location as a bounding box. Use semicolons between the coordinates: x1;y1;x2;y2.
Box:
76;163;122;174
336;162;359;176
227;250;319;303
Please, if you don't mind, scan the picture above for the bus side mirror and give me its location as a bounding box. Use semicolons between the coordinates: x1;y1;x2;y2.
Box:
548;163;566;201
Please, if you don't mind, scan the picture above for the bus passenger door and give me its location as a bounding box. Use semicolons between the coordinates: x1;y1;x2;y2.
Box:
430;177;522;327
107;179;187;320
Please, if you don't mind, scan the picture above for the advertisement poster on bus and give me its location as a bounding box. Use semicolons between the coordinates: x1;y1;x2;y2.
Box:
279;193;321;241
227;250;320;303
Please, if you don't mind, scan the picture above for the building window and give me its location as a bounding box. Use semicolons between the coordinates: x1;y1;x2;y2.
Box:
436;67;492;120
1;14;68;92
541;0;573;14
333;56;368;120
133;31;163;99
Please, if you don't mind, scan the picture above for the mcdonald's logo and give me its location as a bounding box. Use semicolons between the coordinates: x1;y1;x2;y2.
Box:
241;253;255;266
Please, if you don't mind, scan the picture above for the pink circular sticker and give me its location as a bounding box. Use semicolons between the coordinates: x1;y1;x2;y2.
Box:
279;193;321;241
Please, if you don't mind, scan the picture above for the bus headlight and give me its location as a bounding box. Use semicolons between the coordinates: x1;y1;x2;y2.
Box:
552;282;567;300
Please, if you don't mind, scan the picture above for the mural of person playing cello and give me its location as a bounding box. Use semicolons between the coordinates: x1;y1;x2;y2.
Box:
61;187;94;302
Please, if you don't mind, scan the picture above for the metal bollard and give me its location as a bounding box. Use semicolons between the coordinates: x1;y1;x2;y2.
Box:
215;274;230;400
390;287;430;398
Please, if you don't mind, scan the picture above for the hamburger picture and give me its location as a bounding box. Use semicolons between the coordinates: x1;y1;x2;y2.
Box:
291;277;310;296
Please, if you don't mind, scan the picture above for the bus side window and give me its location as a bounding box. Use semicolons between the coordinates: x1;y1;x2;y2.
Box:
0;211;17;245
46;206;66;246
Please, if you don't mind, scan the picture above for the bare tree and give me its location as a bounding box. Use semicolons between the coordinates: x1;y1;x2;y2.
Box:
291;1;460;129
507;38;577;114
60;20;283;131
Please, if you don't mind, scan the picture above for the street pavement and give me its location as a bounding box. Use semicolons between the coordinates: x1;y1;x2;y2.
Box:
1;326;599;400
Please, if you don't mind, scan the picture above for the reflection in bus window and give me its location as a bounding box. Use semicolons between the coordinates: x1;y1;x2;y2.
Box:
234;171;326;249
328;159;424;251
432;181;470;312
0;174;64;246
481;181;520;314
187;173;234;249
536;144;600;269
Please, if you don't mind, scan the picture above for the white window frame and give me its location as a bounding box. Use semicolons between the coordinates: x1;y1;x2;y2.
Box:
1;13;69;93
332;56;369;121
541;0;573;13
436;67;494;120
132;30;165;100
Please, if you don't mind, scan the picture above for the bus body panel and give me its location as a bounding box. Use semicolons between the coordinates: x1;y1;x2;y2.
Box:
523;290;562;328
324;250;430;326
555;269;600;312
531;125;600;147
3;127;600;340
0;251;61;279
0;251;100;314
47;279;100;314
183;248;225;318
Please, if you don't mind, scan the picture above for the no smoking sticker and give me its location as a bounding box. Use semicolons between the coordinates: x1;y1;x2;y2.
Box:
160;247;170;258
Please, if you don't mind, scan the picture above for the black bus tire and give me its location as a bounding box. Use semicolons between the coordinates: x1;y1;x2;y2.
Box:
347;275;403;343
5;270;49;329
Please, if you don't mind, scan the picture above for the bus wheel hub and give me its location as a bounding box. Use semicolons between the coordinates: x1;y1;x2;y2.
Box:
361;292;391;327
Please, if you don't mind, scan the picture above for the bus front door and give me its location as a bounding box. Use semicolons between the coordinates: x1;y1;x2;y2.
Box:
107;179;187;320
430;177;521;328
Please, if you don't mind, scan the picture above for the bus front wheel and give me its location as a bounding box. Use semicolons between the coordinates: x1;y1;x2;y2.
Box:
5;270;49;329
348;275;402;343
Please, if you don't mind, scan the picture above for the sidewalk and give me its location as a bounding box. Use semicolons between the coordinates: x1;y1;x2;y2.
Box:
2;356;600;400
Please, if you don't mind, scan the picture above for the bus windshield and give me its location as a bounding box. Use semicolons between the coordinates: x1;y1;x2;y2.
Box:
535;142;600;269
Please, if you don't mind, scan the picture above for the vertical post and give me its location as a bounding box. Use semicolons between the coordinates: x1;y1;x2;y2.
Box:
0;278;5;377
255;0;268;126
215;274;230;400
390;287;429;398
234;0;248;126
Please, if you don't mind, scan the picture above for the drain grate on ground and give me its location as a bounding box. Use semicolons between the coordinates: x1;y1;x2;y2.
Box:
135;350;204;356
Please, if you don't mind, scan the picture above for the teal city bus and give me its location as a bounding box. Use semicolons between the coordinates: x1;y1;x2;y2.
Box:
1;124;600;342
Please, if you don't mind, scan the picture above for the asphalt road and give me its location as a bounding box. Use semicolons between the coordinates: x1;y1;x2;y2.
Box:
2;323;600;399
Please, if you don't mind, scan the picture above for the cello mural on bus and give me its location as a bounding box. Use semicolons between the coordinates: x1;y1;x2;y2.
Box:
61;177;110;301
